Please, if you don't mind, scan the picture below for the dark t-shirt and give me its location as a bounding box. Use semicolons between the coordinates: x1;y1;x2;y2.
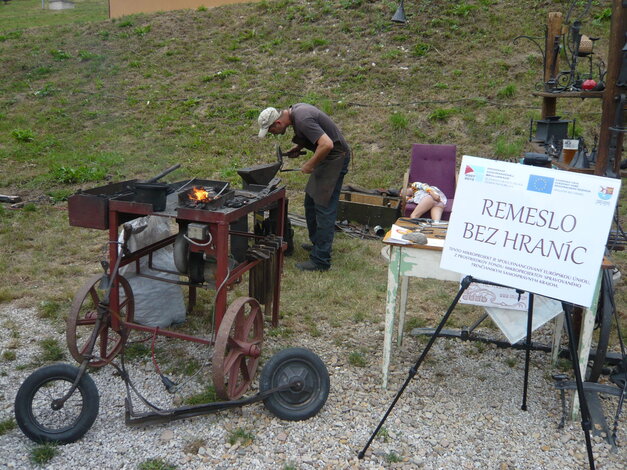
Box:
290;103;350;154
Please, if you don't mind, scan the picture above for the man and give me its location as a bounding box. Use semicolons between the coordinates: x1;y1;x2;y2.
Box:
258;103;350;271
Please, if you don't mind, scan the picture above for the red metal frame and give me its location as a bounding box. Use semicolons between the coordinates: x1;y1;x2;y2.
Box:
104;185;287;344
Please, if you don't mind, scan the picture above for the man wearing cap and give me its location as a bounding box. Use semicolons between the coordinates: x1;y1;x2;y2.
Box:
258;103;350;271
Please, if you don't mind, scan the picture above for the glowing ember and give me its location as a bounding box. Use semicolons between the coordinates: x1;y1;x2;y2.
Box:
189;186;211;202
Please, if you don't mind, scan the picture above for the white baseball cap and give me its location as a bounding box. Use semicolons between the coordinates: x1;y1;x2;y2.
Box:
257;107;280;138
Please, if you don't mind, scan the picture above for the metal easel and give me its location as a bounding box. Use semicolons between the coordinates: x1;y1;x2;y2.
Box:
358;275;597;470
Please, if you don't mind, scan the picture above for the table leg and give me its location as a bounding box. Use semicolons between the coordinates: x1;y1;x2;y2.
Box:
551;312;564;365
397;275;409;347
571;270;603;419
383;245;402;389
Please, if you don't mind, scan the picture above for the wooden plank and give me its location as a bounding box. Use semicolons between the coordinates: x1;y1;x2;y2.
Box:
340;192;400;208
542;11;562;118
595;0;625;176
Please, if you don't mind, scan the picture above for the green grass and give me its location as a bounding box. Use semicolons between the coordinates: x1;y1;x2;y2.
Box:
2;350;17;361
38;337;65;363
37;300;66;322
0;418;16;435
375;426;390;442
30;442;59;465
123;342;151;361
385;451;403;463
0;0;108;31
183;385;219;406
505;357;517;368
228;428;254;446
496;84;516;99
348;350;367;367
137;459;176;470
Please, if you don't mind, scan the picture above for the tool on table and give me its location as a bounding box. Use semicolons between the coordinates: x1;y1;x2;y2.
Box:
276;144;306;172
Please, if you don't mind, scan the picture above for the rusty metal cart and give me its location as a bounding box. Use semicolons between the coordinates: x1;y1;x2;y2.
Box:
14;171;330;444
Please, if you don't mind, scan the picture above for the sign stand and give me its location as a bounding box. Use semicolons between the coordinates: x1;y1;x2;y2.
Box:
358;275;596;470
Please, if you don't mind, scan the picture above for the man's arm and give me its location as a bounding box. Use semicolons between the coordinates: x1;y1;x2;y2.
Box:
301;133;333;174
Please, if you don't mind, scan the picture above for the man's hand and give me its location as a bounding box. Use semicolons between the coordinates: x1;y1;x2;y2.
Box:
286;145;303;158
301;160;316;174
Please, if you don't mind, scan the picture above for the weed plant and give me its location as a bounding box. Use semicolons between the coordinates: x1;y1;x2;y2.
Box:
30;443;58;465
183;385;218;406
348;350;367;367
228;428;255;446
0;418;16;435
137;459;176;470
37;337;65;363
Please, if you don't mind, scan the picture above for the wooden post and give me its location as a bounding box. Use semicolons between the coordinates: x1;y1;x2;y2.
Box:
542;12;563;118
595;0;626;176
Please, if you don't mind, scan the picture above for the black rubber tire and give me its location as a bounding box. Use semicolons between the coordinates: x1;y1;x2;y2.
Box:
14;363;99;444
259;348;329;421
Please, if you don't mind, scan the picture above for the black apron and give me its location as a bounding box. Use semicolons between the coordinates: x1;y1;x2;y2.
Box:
305;150;347;207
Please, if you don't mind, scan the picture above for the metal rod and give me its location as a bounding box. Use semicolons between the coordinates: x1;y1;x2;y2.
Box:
144;164;181;183
521;293;535;411
358;275;473;459
563;302;596;470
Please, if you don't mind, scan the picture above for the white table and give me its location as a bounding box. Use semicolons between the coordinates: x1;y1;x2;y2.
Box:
381;235;458;389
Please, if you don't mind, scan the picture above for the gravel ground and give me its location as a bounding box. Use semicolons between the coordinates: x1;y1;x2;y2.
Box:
0;303;626;470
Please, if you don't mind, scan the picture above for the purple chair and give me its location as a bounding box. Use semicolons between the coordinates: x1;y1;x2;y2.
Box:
403;143;457;221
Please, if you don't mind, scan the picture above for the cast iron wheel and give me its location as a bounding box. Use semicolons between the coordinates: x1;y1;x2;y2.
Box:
212;297;264;400
587;270;614;382
259;347;329;421
14;363;99;444
66;273;134;368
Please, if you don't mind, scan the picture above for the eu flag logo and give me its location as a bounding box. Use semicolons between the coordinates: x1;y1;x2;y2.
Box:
527;175;554;194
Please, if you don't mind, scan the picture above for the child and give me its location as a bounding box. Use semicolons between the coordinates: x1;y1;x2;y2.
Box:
404;182;447;221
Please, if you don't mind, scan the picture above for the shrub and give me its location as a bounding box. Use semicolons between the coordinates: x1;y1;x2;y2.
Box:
50;166;107;184
11;128;35;142
134;25;151;37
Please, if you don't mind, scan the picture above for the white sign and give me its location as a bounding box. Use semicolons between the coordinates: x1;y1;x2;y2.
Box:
460;281;529;311
440;156;621;308
485;296;563;344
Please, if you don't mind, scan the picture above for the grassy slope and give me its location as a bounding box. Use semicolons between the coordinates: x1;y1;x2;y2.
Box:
1;0;613;189
0;0;623;329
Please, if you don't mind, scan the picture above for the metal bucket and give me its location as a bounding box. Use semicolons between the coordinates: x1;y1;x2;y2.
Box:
134;182;168;211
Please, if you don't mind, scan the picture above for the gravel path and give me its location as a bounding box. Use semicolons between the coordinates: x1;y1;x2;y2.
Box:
1;303;625;470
